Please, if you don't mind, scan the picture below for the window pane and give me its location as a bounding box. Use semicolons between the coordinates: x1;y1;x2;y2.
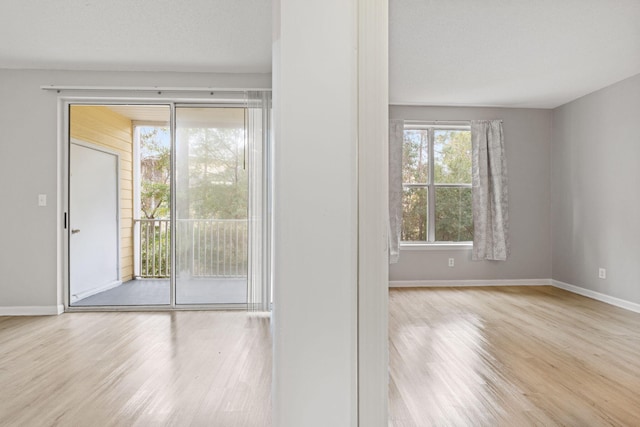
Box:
435;187;473;242
402;187;428;241
403;130;429;183
434;130;471;184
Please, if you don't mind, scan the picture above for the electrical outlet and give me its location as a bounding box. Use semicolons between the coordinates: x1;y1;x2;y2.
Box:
598;268;606;279
448;258;455;267
38;194;47;206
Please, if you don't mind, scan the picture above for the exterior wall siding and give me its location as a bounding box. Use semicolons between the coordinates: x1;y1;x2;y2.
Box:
70;106;134;282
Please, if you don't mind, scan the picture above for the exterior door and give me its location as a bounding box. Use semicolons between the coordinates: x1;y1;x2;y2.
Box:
69;142;120;304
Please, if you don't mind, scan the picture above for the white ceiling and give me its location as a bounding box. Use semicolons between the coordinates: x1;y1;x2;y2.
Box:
0;0;272;73
1;0;639;108
390;0;640;108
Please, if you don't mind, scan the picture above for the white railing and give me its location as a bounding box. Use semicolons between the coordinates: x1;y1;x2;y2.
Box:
135;219;248;279
177;219;248;278
137;219;171;278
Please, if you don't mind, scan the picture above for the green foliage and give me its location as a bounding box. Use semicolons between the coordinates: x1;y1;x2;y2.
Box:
140;127;170;219
402;187;427;241
177;127;247;220
402;129;474;242
434;130;472;184
402;130;428;241
403;130;429;183
434;130;473;241
138;125;248;220
137;123;248;278
435;187;473;241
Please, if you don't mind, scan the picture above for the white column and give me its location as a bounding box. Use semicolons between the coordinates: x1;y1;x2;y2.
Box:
357;0;389;425
272;0;357;426
272;0;388;425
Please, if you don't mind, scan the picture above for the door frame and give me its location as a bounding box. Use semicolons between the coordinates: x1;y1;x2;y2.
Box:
60;95;270;312
68;139;121;304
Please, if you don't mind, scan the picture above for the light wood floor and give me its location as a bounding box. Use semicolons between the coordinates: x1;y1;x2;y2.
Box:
0;311;271;427
3;287;640;426
389;286;640;426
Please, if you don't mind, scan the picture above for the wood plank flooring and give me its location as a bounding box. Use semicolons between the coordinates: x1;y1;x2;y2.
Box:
3;286;640;426
389;286;640;426
0;311;271;427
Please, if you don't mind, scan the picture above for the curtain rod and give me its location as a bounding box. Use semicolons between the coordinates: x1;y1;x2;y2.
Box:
403;119;503;125
403;119;470;127
40;85;272;93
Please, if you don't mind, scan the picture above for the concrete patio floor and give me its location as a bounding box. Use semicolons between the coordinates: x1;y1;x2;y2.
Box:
72;278;247;306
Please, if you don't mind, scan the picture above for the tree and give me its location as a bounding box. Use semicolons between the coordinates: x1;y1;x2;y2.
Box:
401;130;428;241
433;130;473;241
138;126;171;277
139;124;250;220
181;126;247;220
401;129;473;242
139;127;170;219
137;123;249;278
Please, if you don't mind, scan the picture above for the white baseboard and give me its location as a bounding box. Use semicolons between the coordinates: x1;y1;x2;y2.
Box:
0;305;65;316
389;278;552;288
551;280;640;314
70;280;122;303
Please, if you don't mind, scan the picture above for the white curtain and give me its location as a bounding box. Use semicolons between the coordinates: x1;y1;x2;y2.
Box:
471;120;510;261
246;91;271;311
388;119;404;263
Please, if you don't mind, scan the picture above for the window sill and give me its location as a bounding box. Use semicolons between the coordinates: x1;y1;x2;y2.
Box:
400;243;473;251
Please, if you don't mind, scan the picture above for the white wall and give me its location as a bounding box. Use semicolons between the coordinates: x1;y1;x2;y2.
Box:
552;73;640;304
272;0;358;425
389;105;552;283
0;69;270;313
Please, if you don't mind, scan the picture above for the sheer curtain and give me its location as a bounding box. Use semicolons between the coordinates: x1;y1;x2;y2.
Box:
246;91;271;310
388;120;404;263
471;120;510;261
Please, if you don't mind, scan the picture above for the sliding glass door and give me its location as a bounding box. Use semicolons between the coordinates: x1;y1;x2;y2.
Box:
67;95;270;309
174;107;248;305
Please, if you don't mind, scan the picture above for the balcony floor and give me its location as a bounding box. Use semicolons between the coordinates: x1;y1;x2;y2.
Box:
72;278;247;307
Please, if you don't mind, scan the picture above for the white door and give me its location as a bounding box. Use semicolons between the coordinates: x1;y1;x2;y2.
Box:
69;142;120;303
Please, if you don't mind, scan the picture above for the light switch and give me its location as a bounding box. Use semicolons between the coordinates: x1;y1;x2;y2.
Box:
38;194;47;206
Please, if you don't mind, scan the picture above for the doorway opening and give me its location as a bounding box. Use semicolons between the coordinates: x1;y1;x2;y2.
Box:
65;96;270;310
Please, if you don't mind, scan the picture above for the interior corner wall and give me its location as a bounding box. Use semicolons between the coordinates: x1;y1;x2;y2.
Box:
551;73;640;304
389;105;552;282
70;106;134;282
0;68;270;312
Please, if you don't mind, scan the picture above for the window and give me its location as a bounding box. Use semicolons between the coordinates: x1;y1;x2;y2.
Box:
401;125;473;244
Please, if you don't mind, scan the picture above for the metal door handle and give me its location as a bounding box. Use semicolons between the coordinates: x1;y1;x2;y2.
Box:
71;229;81;234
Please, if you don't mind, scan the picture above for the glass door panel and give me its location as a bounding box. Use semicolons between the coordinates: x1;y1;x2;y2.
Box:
69;104;171;307
175;107;248;305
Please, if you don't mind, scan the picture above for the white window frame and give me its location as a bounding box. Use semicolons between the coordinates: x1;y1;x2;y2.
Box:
401;123;473;249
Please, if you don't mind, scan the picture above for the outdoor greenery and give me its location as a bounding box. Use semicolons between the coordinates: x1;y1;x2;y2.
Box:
176;127;247;220
402;129;474;242
140;127;171;219
139;126;171;276
138;124;248;278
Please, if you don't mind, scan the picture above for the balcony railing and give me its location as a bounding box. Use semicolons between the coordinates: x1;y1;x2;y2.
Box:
138;219;171;278
136;219;248;279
